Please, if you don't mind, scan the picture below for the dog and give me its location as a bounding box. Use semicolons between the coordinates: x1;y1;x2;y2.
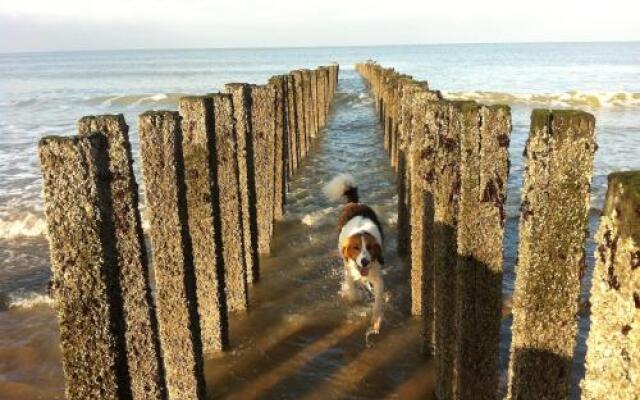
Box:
324;174;385;345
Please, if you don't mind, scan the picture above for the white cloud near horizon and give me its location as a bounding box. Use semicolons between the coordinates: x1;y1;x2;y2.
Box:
0;0;638;52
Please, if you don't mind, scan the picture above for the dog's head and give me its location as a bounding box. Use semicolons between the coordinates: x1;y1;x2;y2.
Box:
341;232;383;276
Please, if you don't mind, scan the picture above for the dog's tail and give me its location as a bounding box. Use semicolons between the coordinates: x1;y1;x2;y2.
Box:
323;173;359;203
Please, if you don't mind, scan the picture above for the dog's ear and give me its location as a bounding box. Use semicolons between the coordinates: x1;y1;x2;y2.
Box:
371;243;384;264
341;243;349;260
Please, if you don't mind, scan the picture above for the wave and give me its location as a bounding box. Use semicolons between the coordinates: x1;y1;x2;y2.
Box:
301;207;336;227
0;212;47;239
333;91;373;109
443;90;640;109
1;291;53;310
0;210;153;240
87;92;191;108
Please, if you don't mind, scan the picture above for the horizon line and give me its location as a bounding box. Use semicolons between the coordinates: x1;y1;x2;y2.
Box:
1;39;638;56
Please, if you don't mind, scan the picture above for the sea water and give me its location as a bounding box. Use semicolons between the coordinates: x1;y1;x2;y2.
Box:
1;42;639;399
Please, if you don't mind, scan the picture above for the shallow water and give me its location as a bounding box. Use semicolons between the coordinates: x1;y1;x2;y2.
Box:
205;77;435;399
1;43;640;399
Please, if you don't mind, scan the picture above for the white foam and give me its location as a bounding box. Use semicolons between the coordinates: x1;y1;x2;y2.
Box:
301;207;335;227
8;292;54;309
0;211;152;239
0;213;47;239
443;90;640;110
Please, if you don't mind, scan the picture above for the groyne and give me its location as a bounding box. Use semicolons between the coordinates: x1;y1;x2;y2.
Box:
356;61;637;400
39;64;338;399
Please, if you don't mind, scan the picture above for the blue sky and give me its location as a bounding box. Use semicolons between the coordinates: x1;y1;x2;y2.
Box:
0;0;638;52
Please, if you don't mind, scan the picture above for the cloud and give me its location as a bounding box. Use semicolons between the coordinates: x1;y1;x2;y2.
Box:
0;0;638;52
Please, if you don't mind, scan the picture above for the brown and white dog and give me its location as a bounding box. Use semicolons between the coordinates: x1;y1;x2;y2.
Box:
324;174;385;343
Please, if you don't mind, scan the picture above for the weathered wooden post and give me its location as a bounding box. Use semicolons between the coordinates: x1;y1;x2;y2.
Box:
581;171;640;400
396;81;432;257
432;101;465;400
286;73;299;177
291;70;307;161
507;110;596;400
251;84;277;254
180;95;249;313
309;69;319;136
316;67;327;129
269;75;288;221
77;115;166;400
454;104;511;400
321;67;331;117
138;112;208;399
225;83;260;284
41;134;135;400
409;97;438;327
301;69;314;146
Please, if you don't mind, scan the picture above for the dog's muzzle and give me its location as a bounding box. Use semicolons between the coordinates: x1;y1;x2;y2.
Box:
358;258;370;276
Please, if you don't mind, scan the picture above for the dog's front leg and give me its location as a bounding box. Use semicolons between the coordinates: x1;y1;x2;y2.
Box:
341;264;359;303
365;264;384;347
369;265;384;332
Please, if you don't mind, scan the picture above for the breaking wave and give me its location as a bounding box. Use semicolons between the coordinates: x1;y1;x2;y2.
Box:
443;90;640;109
87;92;190;108
1;291;53;310
0;213;47;239
0;211;151;240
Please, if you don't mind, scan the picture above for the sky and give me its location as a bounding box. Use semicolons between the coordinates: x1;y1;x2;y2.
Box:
0;0;639;52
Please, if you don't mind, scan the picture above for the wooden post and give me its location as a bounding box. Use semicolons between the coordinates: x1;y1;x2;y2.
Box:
286;73;299;176
138;112;209;399
77;115;166;400
454;104;511;400
581;171;640;400
291;70;307;161
180;95;248;313
250;85;277;254
225;83;260;284
316;67;327;129
40;134;137;400
269;75;287;221
507;110;596;400
432;101;464;400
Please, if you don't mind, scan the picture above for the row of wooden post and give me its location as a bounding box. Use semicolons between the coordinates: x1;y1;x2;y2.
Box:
38;64;339;400
357;61;639;400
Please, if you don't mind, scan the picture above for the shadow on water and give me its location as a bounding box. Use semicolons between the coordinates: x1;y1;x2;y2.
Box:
204;71;435;399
